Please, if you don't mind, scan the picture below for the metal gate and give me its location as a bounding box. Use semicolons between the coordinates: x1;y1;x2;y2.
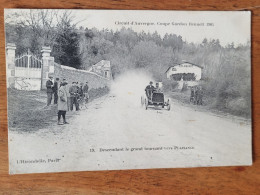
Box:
14;51;42;90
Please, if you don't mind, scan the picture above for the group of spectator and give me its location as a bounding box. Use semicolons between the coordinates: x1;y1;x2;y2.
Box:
190;86;203;105
46;75;89;125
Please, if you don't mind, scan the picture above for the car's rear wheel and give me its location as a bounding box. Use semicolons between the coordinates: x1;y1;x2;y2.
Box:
167;103;171;111
166;99;170;111
145;99;148;110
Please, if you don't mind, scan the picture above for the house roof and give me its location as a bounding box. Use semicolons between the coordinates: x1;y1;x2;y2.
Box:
93;60;110;68
165;61;203;73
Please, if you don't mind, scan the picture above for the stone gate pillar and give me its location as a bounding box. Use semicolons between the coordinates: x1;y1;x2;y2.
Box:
6;43;16;88
41;46;54;90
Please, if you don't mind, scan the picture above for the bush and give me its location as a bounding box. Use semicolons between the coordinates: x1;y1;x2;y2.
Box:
162;79;179;92
89;86;110;100
227;97;250;116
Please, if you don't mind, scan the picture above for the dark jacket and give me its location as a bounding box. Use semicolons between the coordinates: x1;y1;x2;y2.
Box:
46;80;53;93
52;81;58;93
191;89;195;97
69;85;78;97
78;86;83;97
145;85;155;92
83;84;89;93
145;85;155;98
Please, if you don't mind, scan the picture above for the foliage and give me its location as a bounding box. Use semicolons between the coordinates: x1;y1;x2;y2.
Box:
162;79;179;92
5;10;81;66
5;10;251;117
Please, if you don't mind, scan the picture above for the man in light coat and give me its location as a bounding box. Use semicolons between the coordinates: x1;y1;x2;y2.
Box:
58;81;69;125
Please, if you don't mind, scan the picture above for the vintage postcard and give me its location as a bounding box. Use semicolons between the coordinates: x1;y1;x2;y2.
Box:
5;9;252;174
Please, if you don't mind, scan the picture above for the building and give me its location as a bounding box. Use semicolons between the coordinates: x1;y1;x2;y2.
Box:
165;61;203;81
89;60;111;79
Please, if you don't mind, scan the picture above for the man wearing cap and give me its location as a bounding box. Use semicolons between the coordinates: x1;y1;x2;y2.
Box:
69;82;79;111
78;82;84;98
62;79;70;110
145;81;155;100
58;81;69;125
46;75;54;106
83;81;89;103
52;78;59;104
155;82;163;93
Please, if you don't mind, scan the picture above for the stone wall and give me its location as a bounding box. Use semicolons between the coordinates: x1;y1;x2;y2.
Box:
54;63;111;89
6;43;110;91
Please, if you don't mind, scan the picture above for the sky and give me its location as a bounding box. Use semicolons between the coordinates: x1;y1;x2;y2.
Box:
5;9;251;46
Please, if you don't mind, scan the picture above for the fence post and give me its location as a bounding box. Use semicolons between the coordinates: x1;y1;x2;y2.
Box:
41;46;54;90
6;43;16;88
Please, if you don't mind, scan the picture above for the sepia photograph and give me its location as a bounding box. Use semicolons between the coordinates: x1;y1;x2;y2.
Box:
5;9;252;174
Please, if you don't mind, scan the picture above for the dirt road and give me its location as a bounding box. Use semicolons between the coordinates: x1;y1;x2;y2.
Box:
9;92;252;174
8;72;252;174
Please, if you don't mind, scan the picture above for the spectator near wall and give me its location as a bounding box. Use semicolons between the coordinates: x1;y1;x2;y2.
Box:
53;78;59;104
46;75;54;106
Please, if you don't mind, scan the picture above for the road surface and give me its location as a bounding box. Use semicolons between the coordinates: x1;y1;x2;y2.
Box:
9;91;252;174
8;72;252;173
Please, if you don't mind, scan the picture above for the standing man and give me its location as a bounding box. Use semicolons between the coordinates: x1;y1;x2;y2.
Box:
69;82;79;111
83;81;89;103
62;79;70;111
197;86;203;105
53;78;59;104
194;86;199;105
58;81;69;125
46;75;54;106
78;83;84;98
190;86;195;104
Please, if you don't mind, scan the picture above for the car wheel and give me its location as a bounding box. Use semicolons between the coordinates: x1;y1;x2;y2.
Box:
167;104;171;111
141;96;144;106
145;99;148;110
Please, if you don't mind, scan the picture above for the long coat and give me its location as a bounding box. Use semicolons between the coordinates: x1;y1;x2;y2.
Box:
58;86;68;111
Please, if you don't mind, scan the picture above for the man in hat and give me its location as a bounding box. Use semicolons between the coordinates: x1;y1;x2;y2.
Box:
196;86;203;105
78;82;84;98
145;81;155;100
69;82;79;111
83;81;89;103
53;78;60;104
62;78;70;110
155;82;163;93
46;75;54;106
190;86;195;104
58;81;69;125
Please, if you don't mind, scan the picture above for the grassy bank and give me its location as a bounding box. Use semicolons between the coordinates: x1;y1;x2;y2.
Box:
167;88;251;119
8;89;57;132
8;87;109;132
